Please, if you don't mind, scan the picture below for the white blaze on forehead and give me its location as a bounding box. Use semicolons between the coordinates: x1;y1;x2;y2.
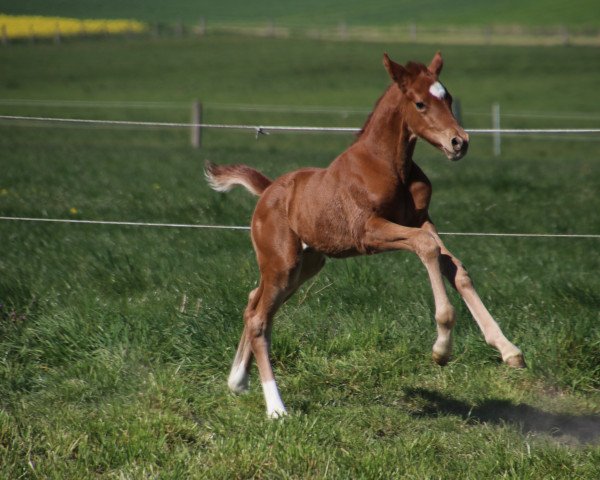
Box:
429;81;446;99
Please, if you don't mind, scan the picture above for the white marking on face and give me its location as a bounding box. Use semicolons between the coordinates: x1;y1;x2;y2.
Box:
302;242;310;251
262;380;287;418
429;81;446;99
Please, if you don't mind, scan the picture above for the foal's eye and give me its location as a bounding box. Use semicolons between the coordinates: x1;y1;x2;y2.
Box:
415;101;426;111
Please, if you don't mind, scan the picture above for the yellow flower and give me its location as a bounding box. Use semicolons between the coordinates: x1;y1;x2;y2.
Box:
0;14;147;39
69;207;78;215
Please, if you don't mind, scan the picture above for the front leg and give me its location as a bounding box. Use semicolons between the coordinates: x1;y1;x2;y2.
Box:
363;217;456;365
423;222;526;367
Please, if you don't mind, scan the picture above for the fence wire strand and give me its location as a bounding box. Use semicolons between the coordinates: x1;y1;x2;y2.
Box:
1;114;600;135
1;216;598;239
1;114;598;240
3;100;600;121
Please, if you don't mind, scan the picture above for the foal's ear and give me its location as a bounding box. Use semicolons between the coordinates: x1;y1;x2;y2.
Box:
428;51;443;77
383;53;408;87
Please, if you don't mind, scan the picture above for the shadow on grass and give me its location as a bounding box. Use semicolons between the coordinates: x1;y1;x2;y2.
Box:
404;387;600;445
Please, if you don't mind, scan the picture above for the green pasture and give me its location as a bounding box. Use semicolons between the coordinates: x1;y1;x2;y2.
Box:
1;36;599;478
1;0;598;27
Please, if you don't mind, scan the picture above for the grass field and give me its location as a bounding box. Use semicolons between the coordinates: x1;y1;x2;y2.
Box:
1;0;598;27
1;35;599;478
2;1;599;47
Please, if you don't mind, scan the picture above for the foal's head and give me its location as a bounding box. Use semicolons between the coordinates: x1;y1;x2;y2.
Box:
383;52;469;161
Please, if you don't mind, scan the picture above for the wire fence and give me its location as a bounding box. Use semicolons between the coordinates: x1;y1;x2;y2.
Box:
3;99;600;121
1;112;599;240
2;114;600;136
1;216;598;239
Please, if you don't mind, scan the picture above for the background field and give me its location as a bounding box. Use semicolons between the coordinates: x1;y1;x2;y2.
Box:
1;0;598;27
2;1;599;47
1;31;600;480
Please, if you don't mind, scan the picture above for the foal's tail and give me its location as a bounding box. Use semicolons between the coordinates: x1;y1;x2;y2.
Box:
204;161;272;196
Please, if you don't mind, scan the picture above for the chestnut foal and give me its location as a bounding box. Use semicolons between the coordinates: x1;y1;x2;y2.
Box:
206;52;525;418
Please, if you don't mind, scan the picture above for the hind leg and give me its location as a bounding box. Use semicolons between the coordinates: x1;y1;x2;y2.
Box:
228;287;260;394
282;248;326;303
252;249;326;417
249;248;302;417
232;238;325;418
226;256;324;396
247;278;293;418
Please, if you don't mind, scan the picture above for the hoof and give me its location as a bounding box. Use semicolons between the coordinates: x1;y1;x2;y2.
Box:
227;373;250;394
228;382;249;395
432;351;450;366
504;353;526;369
267;408;288;420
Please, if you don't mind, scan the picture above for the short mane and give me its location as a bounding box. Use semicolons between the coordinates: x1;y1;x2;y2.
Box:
356;85;392;139
356;61;428;139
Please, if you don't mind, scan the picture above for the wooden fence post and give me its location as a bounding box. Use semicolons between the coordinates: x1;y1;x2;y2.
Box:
338;21;348;40
409;23;417;42
191;100;202;149
80;20;86;38
452;97;463;126
54;23;61;45
492;102;501;157
484;25;492;45
559;25;570;45
175;20;183;38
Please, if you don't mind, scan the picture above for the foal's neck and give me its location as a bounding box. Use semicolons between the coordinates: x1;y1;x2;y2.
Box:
359;85;416;183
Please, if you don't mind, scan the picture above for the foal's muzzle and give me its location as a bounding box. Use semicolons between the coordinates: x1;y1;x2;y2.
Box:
444;131;469;161
450;135;469;160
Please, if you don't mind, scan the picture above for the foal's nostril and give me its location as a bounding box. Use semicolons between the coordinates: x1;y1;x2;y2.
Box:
450;137;469;157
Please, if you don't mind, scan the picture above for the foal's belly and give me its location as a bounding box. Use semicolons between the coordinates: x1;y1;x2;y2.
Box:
283;167;427;258
288;189;369;257
297;216;365;258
